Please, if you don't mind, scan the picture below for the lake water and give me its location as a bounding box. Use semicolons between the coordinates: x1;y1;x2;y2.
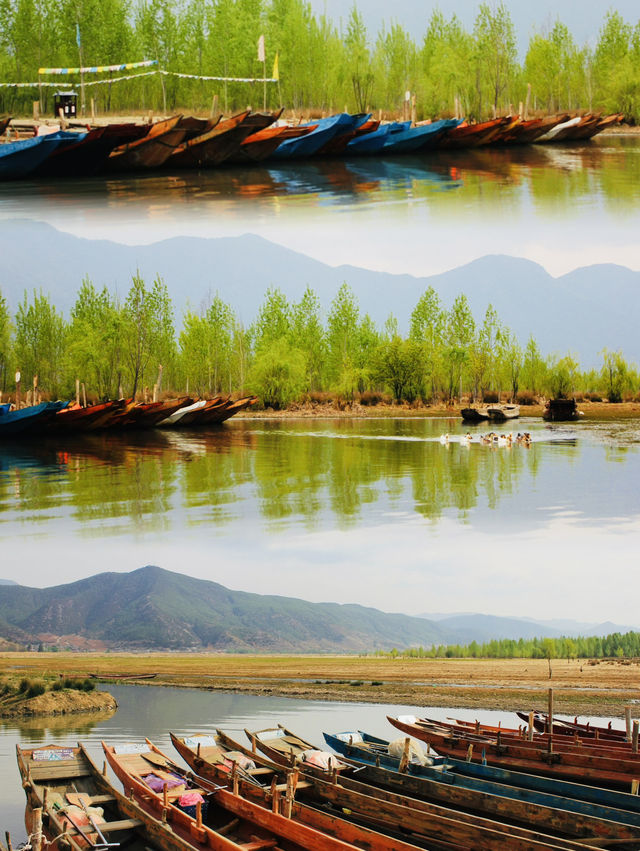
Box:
0;682;624;843
1;416;639;621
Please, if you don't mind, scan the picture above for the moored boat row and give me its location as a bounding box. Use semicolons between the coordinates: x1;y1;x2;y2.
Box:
0;110;624;180
0;395;257;438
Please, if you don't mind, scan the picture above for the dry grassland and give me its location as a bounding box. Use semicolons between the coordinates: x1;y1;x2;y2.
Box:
2;654;639;718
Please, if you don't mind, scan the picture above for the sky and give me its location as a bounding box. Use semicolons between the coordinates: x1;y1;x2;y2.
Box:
308;0;640;56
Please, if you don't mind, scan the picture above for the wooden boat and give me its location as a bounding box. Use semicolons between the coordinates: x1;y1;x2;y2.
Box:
543;398;582;421
322;730;640;841
48;399;125;432
118;397;194;429
461;406;490;422
439;117;512;149
201;396;258;424
16;743;209;851
486;403;520;421
82;398;130;431
517;711;629;741
422;717;639;756
537;115;583;143
158;399;212;427
171;732;427;851
108;115;187;171
244;725;317;765
169;111;277;168
388;715;640;787
269;113;363;160
346;122;394;155
227;122;311;164
0;401;68;437
381;119;460;154
315;114;372;156
89;671;158;679
33;127;112;177
483;116;522;145
103;738;364;851
0;115;11;136
592;113;625;135
219;730;600;850
0;131;82;180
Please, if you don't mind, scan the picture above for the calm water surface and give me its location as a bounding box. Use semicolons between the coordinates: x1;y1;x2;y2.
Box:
1;416;639;618
1;137;638;221
0;683;624;842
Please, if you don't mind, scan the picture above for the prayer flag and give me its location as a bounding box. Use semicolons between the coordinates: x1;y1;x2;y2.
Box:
257;34;265;63
76;23;82;49
272;52;279;81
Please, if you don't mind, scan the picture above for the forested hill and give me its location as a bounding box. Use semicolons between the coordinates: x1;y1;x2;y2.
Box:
0;566;450;652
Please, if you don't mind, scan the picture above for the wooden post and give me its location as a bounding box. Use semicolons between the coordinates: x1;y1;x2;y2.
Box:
633;720;639;754
399;737;410;773
195;800;202;829
75;379;80;406
33;101;39;121
197;742;201;758
518;101;523;119
91;97;96;120
548;688;554;734
411;93;416;126
5;831;12;851
103;760;108;776
211;94;219;118
626;707;632;742
524;83;531;121
32;808;42;851
632;779;639;795
466;744;473;762
163;782;168;810
82;383;87;407
15;370;21;408
528;711;534;741
58;107;67;130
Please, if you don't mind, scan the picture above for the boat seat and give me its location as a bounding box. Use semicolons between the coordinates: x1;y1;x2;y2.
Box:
247;768;274;776
272;781;311;793
242;840;278;850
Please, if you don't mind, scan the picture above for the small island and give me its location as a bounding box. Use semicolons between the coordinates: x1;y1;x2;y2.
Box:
0;674;117;718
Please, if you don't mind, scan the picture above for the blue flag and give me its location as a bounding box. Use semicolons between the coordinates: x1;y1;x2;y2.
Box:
76;23;81;49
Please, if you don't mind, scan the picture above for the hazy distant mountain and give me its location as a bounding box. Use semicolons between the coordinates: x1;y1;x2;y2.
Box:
0;565;448;652
418;612;639;643
0;579;18;586
0;221;637;366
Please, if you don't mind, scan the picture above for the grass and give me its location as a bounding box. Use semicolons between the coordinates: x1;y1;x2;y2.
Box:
1;653;639;717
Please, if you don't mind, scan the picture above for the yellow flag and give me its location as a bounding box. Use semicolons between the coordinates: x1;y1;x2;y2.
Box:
272;52;279;81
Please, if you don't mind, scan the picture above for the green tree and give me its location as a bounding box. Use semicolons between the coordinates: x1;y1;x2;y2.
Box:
0;289;11;394
344;5;373;112
326;282;360;384
410;286;444;400
600;348;631;402
473;1;517;116
374;336;423;402
67;278;122;399
121;274;175;397
14;290;67;397
249;338;306;409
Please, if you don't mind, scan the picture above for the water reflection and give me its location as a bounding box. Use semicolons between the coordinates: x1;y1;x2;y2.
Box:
1;137;638;215
0;418;635;538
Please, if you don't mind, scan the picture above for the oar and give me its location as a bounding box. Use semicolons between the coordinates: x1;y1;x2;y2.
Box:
142;749;230;794
70;785;119;849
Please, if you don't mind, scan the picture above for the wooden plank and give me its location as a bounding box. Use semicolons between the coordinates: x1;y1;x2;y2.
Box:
98;819;143;833
30;767;91;781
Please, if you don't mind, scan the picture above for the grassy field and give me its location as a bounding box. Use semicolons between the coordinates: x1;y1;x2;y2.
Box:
2;653;639;718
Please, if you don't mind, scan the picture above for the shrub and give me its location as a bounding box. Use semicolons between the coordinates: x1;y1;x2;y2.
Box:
483;391;500;403
516;390;536;405
583;392;603;402
26;682;45;699
359;390;385;406
51;680;63;691
18;678;30;693
81;679;96;691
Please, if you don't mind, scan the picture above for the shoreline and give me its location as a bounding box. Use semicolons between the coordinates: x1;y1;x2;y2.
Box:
3;655;638;720
239;400;640;420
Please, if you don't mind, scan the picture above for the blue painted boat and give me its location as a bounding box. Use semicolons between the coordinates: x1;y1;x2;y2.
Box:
0;131;84;180
382;118;461;154
345;123;394;155
269;113;364;160
0;401;68;436
324;730;640;829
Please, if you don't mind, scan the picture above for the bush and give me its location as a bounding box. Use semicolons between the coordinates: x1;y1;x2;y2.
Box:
583;392;603;402
516;390;536;405
18;678;30;693
51;680;63;691
483;391;500;403
81;679;96;691
26;682;45;699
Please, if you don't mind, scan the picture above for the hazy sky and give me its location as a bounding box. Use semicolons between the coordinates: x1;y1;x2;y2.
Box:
310;0;640;56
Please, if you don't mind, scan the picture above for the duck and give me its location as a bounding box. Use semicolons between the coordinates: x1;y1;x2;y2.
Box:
439;433;450;445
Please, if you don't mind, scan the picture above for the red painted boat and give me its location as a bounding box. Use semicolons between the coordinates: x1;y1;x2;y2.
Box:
388;716;640;787
169;111;279;168
439;116;512;148
227;123;313;164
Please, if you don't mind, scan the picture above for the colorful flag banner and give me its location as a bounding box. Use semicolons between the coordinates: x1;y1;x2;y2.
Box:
257;34;265;63
38;59;158;75
272;53;279;81
1;71;158;88
160;70;277;83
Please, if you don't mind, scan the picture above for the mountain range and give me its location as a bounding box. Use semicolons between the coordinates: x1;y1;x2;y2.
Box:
0;220;637;366
0;566;634;652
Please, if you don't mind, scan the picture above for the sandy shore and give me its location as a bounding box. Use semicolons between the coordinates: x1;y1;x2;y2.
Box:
2;654;639;719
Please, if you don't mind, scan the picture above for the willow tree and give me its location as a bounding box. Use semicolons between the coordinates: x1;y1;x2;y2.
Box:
473;1;517;116
14;290;67;397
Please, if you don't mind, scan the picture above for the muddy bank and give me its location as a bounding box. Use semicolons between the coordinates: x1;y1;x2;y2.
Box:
239;400;640;420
